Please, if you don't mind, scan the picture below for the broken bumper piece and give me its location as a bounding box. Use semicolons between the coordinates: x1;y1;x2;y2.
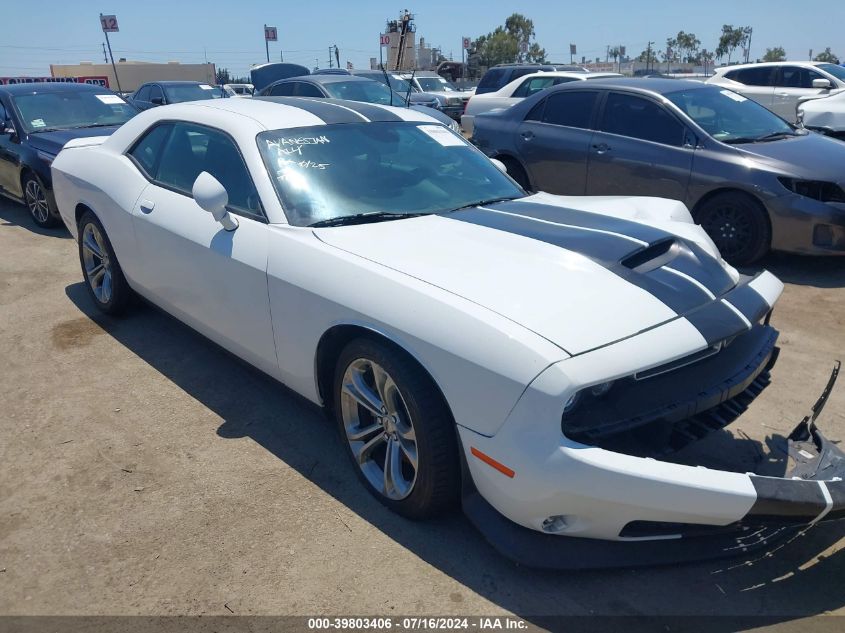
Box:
462;362;844;570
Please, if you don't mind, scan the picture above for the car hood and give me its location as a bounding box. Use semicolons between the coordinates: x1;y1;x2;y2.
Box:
800;93;845;131
26;126;121;156
315;195;747;355
409;105;454;126
733;132;845;182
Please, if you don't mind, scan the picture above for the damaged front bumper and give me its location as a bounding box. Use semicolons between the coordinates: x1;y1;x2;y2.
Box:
459;362;843;569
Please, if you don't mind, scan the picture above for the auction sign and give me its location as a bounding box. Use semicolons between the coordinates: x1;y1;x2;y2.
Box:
0;76;110;87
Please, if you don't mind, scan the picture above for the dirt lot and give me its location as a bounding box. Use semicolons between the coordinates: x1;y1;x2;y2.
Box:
1;195;844;626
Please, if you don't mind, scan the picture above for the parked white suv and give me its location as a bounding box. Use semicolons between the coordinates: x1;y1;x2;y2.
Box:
706;61;845;121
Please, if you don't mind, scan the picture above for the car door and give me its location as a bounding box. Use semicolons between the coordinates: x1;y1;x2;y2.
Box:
127;121;278;376
586;91;694;201
515;90;599;194
724;67;776;112
772;66;828;120
0;98;22;196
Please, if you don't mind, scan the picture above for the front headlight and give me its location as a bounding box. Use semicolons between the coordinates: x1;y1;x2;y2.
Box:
449;120;461;133
37;150;56;165
778;177;845;203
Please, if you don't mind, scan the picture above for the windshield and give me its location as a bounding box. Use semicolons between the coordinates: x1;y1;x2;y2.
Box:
163;84;217;103
384;75;414;93
417;77;459;92
324;80;406;106
665;87;794;143
12;90;136;133
257;122;523;226
816;63;845;82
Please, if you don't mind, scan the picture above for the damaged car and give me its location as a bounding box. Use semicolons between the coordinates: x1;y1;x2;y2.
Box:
49;97;844;569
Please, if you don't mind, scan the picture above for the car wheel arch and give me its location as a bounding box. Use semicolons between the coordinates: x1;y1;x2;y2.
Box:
691;187;771;230
491;153;533;191
314;323;454;422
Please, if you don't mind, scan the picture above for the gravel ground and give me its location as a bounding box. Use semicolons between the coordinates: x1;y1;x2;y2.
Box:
1;196;844;627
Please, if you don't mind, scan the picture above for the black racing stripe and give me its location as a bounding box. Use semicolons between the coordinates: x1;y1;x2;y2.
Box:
747;476;827;520
828;482;845;521
723;284;771;324
446;207;644;263
487;200;672;246
684;300;749;345
323;99;405;122
666;240;736;297
646;268;715;306
255;96;365;124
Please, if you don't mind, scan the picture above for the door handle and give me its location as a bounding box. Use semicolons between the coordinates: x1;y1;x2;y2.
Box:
139;199;155;214
777;92;790;97
592;142;610;154
520;131;535;141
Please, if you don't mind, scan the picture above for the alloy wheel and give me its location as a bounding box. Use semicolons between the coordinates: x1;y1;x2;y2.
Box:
81;223;113;304
700;204;753;261
25;179;50;224
340;358;419;500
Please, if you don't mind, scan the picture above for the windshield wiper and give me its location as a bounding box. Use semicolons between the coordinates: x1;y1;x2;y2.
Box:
309;211;430;228
721;136;759;145
76;123;119;129
29;127;65;133
448;196;523;213
755;131;797;142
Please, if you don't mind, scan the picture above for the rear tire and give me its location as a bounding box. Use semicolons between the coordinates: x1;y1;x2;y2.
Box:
22;172;59;228
333;338;460;519
77;210;132;315
695;192;771;265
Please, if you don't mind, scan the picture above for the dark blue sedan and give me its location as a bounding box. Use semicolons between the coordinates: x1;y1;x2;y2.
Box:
0;83;137;227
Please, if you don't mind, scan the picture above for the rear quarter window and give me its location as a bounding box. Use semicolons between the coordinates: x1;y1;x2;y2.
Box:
476;69;506;94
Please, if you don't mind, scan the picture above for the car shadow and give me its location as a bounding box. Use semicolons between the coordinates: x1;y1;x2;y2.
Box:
64;282;845;625
742;252;845;289
0;197;71;238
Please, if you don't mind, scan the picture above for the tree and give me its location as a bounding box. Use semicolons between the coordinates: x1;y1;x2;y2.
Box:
473;13;545;67
215;68;230;84
716;24;749;65
814;47;840;64
675;31;701;63
762;46;786;62
699;49;715;73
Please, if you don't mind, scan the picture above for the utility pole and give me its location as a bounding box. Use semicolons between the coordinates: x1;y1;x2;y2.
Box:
265;24;270;63
605;45;609;63
328;46;333;68
334;45;340;69
99;14;122;93
646;41;653;72
102;43;108;63
745;28;753;63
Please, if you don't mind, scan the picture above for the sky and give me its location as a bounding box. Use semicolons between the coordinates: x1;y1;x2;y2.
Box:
2;0;843;78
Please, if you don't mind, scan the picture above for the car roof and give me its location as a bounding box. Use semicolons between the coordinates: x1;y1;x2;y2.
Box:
715;61;828;72
277;74;373;85
0;82;110;95
150;96;438;129
549;77;708;95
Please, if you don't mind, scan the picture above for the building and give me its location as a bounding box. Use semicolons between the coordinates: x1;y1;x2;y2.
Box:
384;10;416;71
50;60;216;92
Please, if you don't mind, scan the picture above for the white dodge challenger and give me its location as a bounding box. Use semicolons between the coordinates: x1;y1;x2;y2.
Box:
51;97;844;568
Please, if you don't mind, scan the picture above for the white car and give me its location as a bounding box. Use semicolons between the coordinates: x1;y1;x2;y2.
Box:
461;71;622;135
798;90;845;140
706;61;845;121
51;98;845;568
223;83;254;98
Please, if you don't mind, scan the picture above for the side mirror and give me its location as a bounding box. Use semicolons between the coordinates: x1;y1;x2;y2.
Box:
192;172;238;231
812;78;832;90
490;158;508;174
151;96;164;105
3;119;14;136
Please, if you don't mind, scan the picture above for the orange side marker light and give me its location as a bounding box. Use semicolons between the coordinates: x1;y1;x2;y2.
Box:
471;446;515;478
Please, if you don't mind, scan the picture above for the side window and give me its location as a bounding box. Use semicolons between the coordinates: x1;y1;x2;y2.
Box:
600;93;684;146
777;66;805;88
512;77;555;98
805;69;826;87
734;67;775;86
294;82;324;97
0;101;7;122
542;91;598;129
524;99;547;122
128;124;173;178
149;84;164;103
269;82;295;96
156;123;262;216
134;85;151;102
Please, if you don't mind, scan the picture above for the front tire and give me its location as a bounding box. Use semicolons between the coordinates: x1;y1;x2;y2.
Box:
500;157;531;191
77;210;132;315
23;173;59;228
695;192;771;266
333;338;460;519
